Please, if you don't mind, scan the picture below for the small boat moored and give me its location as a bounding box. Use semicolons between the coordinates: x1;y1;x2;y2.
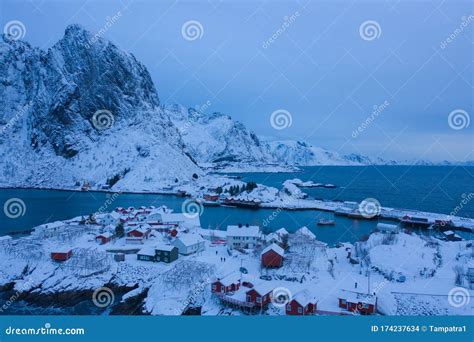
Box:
317;218;336;226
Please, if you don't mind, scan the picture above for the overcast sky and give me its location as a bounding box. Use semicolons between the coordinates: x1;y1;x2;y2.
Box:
2;0;473;162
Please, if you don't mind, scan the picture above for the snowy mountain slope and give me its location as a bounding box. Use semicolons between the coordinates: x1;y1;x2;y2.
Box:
0;25;201;190
263;139;366;166
167;105;389;167
167;104;273;164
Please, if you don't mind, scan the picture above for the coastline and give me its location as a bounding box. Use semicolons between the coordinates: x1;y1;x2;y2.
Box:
1;184;473;234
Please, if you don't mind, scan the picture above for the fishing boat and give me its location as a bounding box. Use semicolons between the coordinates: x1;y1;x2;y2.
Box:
317;218;336;226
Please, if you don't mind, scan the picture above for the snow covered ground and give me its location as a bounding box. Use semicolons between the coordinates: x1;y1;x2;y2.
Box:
0;206;472;316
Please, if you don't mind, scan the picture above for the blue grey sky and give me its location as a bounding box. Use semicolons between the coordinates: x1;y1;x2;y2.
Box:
2;0;473;162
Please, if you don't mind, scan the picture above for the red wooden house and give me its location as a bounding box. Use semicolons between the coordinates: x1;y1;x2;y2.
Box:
286;291;317;315
246;283;274;308
261;243;284;268
212;273;241;294
127;226;150;238
338;290;376;315
95;232;113;245
51;249;73;262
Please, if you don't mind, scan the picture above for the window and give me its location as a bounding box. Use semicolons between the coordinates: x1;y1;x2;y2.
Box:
212;285;216;290
256;296;262;303
340;299;347;306
297;307;303;314
286;304;291;311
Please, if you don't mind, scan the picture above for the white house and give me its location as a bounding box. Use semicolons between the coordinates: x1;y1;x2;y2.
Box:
226;225;261;249
275;228;289;238
147;213;201;228
172;233;205;255
98;211;121;226
264;232;282;245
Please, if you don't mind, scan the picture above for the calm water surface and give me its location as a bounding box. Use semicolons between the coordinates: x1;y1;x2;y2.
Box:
0;166;472;245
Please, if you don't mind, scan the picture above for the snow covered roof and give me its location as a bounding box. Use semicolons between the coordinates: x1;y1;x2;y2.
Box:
97;232;113;238
137;247;155;257
227;225;260;237
443;230;455;235
261;243;284;257
275;228;289;236
251;281;274;295
292;290;317;306
217;272;241;287
295;226;316;239
160;213;201;227
174;233;204;246
340;290;376;305
155;243;176;252
51;248;72;253
198;228;227;239
129;226;149;234
264;232;282;243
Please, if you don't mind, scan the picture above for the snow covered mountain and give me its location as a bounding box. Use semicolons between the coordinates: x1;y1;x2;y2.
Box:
167;104;273;165
263;139;369;166
0;24;201;190
1;23;444;193
167;103;393;167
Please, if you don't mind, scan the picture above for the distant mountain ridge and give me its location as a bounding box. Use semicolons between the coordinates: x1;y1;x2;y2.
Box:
168;106;400;167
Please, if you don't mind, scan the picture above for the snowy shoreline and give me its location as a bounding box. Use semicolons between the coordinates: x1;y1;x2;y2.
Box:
0;216;472;316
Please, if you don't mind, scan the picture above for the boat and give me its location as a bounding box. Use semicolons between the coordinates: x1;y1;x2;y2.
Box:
201;200;220;207
347;210;374;219
317;219;336;226
222;198;261;209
